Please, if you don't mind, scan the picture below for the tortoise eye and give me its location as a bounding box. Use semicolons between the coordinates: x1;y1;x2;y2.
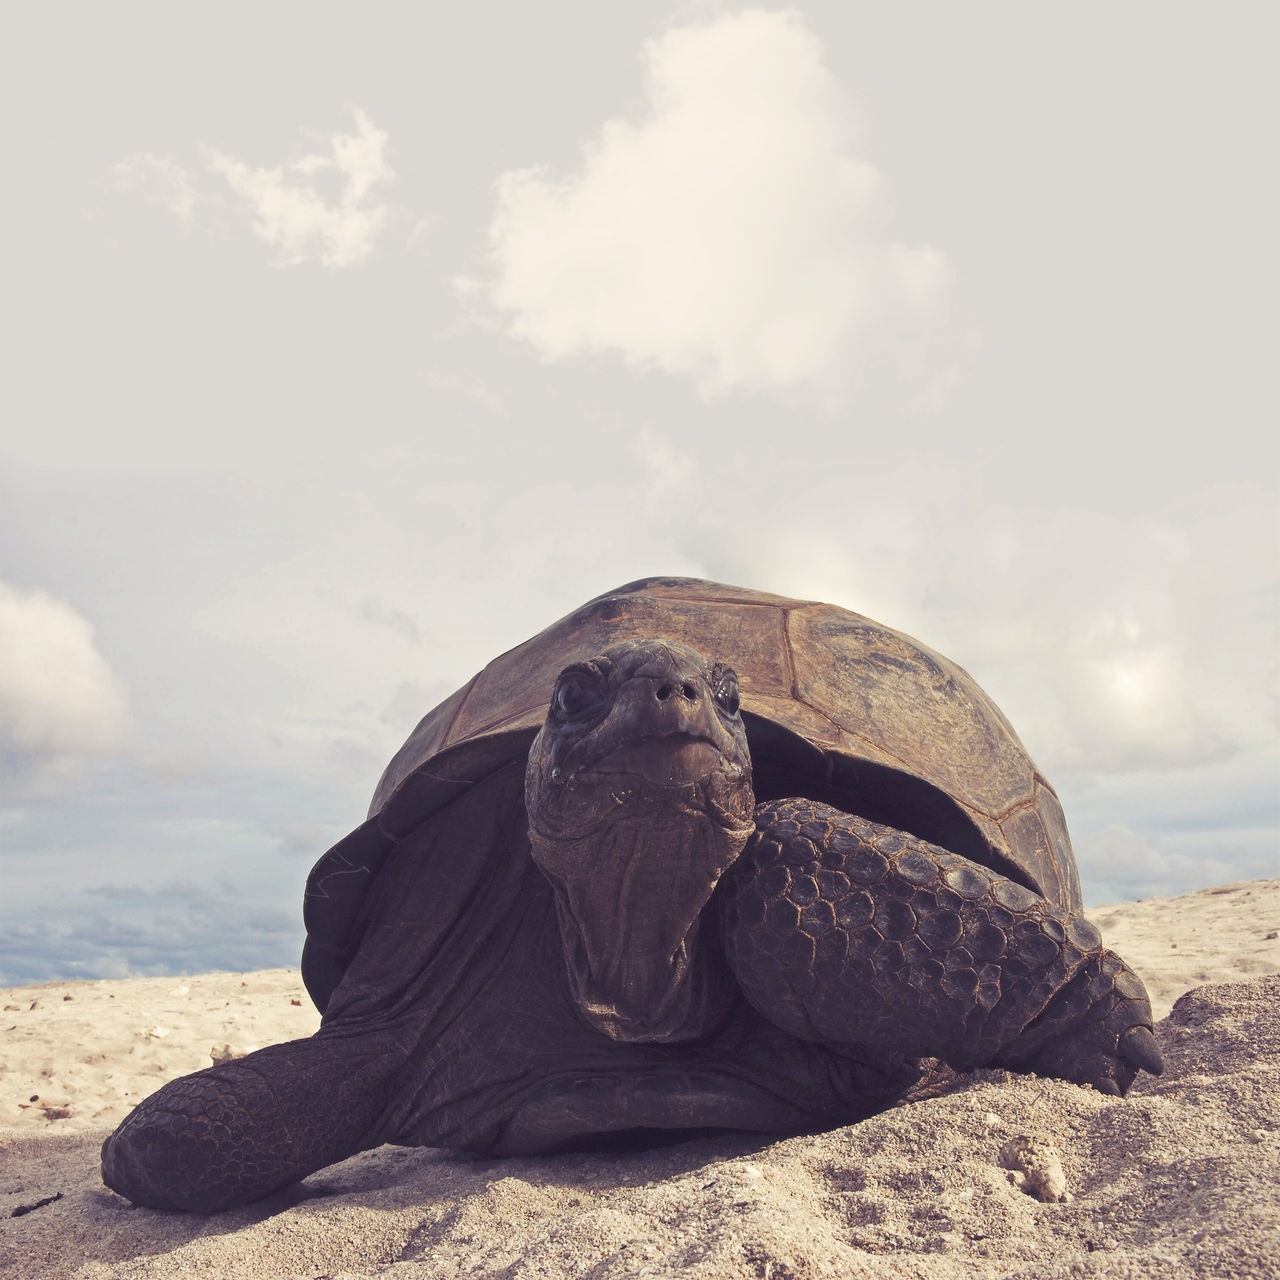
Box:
552;669;606;722
713;668;741;717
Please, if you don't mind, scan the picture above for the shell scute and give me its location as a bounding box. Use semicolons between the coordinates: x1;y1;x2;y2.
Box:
784;604;1035;818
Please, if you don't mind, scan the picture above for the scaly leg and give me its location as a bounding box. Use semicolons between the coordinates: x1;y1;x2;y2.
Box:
101;1026;408;1212
721;799;1163;1094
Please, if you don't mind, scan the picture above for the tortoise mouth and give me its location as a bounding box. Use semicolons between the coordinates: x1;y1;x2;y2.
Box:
576;734;735;787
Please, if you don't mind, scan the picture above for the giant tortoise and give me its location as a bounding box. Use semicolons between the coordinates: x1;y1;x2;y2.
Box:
101;577;1162;1211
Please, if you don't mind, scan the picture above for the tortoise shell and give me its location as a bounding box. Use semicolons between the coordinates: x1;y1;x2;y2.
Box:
302;577;1080;1012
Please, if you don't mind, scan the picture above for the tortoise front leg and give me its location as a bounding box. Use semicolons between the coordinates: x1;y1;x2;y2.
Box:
721;799;1163;1095
101;1026;407;1212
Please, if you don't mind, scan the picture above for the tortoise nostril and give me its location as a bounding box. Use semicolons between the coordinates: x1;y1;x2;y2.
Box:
655;681;698;703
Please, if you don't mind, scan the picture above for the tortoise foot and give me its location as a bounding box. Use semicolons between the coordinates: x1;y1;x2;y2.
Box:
102;1069;264;1212
102;1034;401;1212
103;1055;308;1212
993;950;1164;1095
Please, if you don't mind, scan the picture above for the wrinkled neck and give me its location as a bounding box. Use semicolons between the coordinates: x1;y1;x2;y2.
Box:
530;808;749;1044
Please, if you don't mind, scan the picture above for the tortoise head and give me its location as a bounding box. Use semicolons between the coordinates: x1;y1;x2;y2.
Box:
525;639;756;1044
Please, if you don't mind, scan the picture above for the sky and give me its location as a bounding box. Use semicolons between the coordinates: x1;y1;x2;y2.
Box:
1;1;1276;985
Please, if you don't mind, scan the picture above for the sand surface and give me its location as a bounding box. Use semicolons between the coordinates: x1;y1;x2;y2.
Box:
2;879;1277;1279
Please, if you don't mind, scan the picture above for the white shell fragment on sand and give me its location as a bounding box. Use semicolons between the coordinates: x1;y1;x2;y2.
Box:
999;1134;1071;1202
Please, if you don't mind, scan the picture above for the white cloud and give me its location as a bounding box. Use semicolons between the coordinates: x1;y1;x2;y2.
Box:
480;8;947;397
207;108;393;267
927;511;1264;780
0;582;132;761
965;612;1232;778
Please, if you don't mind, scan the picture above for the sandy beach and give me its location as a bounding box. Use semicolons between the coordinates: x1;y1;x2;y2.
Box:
2;879;1277;1278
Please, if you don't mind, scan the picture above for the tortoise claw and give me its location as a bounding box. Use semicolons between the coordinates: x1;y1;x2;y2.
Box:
1120;1025;1164;1076
992;949;1162;1097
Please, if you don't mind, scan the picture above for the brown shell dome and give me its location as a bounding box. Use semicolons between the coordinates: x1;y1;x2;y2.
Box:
302;577;1080;1012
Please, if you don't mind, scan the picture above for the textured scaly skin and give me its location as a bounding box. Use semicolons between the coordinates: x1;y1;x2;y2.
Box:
101;1029;406;1212
722;799;1161;1095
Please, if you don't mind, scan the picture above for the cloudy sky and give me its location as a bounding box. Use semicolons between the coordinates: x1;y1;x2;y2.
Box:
1;1;1275;985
